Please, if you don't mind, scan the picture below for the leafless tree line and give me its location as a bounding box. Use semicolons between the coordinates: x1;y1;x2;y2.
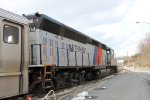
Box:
136;34;150;67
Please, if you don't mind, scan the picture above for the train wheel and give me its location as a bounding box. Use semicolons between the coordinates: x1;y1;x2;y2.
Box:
85;72;92;81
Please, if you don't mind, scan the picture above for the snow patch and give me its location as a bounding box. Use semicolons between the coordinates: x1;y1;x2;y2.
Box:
71;91;89;100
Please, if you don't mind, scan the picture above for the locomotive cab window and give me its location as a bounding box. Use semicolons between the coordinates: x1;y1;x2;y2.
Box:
3;25;19;44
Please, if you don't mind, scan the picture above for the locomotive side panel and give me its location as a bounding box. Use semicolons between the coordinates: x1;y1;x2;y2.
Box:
58;37;68;67
85;44;95;66
68;50;76;67
76;51;82;66
47;32;59;66
83;53;89;67
74;40;85;67
30;29;58;66
110;49;117;66
102;49;107;66
98;48;102;65
93;46;98;66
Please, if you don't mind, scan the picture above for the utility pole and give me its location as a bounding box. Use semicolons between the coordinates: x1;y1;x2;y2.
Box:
127;51;129;67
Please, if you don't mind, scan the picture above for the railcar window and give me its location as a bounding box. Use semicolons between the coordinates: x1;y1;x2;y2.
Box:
3;25;19;44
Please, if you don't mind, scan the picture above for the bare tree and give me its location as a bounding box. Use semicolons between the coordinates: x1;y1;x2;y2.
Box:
137;34;150;67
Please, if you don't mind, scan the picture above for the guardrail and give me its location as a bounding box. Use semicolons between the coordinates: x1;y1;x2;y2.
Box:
42;90;56;100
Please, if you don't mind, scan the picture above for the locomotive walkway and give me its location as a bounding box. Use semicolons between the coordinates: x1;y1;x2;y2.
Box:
58;67;150;100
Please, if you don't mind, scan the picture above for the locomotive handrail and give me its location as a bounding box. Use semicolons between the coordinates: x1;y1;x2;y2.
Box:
42;90;56;100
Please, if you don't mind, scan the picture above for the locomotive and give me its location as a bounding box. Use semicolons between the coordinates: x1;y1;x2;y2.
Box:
0;8;117;99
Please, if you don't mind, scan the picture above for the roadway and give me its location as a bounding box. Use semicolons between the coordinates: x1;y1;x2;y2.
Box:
59;69;150;100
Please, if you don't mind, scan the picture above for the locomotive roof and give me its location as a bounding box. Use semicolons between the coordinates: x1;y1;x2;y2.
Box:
0;8;28;25
26;13;109;49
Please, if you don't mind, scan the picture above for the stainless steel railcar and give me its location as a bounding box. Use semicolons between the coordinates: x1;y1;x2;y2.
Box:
0;8;29;99
0;8;117;99
26;13;117;92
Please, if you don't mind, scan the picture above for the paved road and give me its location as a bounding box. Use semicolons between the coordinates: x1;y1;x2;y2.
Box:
86;71;150;100
59;71;150;100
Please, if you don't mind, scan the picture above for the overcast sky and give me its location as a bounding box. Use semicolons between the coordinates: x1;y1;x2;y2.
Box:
1;0;150;57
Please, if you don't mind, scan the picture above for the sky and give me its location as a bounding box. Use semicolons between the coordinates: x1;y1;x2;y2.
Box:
1;0;150;57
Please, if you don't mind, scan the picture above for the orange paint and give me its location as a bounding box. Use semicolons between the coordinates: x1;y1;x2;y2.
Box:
99;48;102;65
96;48;99;65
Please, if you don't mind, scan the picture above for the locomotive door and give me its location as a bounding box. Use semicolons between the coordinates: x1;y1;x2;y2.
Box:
0;21;22;96
1;21;21;72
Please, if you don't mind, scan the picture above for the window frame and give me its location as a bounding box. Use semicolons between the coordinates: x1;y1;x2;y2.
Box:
3;24;19;44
